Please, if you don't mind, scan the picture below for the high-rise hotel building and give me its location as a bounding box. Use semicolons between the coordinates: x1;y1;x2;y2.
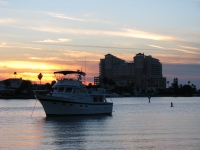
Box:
95;53;166;89
133;53;166;88
98;54;134;86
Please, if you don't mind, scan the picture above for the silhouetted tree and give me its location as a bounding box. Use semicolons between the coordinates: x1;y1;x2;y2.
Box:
102;77;108;88
167;81;169;88
44;83;51;90
136;86;140;95
147;88;154;96
51;80;56;87
16;80;32;94
14;72;17;78
108;79;116;91
127;81;134;95
180;84;194;96
38;73;43;85
87;83;93;88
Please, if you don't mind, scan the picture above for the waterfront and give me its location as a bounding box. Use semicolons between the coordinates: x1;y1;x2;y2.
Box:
0;97;200;150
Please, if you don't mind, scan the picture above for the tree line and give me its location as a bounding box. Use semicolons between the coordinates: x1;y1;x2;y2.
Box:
89;77;199;97
2;73;199;97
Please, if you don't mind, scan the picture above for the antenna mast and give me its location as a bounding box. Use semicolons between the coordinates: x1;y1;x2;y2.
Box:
85;56;86;85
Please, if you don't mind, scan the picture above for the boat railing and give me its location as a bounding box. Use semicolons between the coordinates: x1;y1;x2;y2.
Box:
54;70;86;82
87;88;106;94
55;76;77;81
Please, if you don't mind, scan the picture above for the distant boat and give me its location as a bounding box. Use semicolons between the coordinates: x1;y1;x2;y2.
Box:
35;70;113;116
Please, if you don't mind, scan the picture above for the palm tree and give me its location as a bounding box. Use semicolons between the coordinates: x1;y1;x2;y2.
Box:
167;81;169;88
102;77;108;88
14;72;17;78
108;79;116;91
38;73;43;85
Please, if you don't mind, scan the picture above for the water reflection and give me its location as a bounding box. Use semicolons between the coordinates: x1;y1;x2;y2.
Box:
38;115;112;149
1;98;200;149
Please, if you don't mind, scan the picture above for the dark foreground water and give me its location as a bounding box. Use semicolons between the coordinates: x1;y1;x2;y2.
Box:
0;97;200;150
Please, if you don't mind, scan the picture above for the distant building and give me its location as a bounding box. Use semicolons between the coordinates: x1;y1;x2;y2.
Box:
133;53;166;88
0;78;23;89
0;78;23;95
171;78;178;88
98;54;134;86
97;53;166;89
94;76;100;86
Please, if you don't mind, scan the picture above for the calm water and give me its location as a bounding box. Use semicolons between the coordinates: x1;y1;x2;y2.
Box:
0;97;200;150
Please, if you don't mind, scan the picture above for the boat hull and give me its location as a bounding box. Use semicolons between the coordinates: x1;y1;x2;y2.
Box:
36;95;113;116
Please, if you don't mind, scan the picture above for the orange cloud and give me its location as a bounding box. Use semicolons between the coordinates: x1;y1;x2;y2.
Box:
29;26;177;42
122;29;176;41
178;45;198;50
0;42;42;50
0;61;56;70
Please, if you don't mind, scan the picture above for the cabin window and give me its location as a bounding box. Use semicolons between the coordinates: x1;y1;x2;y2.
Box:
99;97;103;102
73;89;77;94
79;88;87;94
65;87;72;93
58;87;64;92
54;87;58;91
93;97;97;102
73;89;80;94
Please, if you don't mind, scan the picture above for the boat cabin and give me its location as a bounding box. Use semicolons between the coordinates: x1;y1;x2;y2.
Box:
51;71;107;103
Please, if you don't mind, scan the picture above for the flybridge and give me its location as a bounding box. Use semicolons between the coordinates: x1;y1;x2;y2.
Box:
54;70;86;81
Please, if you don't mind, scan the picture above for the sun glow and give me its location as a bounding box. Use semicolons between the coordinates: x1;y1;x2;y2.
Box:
0;60;98;84
0;61;57;70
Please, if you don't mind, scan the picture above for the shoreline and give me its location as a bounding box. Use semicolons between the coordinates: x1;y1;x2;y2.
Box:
0;95;199;99
0;95;35;99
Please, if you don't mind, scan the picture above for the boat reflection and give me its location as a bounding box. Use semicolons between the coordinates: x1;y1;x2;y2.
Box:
37;115;113;149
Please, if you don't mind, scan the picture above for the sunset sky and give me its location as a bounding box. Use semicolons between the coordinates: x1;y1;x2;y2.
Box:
0;0;200;88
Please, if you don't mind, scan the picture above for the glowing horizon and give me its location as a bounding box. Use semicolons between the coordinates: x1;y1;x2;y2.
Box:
0;0;200;88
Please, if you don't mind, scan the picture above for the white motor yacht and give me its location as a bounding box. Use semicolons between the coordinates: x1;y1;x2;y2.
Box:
35;70;113;116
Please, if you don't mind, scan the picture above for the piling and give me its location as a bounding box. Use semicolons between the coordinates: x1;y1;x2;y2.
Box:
148;96;151;103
